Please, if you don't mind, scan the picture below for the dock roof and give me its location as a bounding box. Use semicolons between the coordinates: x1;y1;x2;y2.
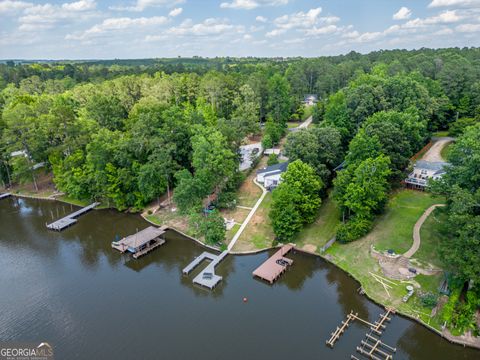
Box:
119;226;166;249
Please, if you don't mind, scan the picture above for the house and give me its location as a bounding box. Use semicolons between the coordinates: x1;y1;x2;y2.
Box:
304;94;318;106
405;160;449;189
256;162;289;189
239;143;263;171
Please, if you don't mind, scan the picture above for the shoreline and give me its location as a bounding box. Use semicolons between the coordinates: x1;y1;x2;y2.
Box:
8;193;480;351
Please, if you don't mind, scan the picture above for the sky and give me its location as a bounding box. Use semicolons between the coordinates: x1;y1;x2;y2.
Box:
1;0;480;59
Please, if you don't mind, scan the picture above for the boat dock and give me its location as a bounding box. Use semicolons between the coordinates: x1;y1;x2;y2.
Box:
47;202;100;231
326;307;396;351
252;244;294;284
0;193;11;200
182;250;228;289
112;226;167;259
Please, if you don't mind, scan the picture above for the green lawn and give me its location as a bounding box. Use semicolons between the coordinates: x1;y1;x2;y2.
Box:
417;207;448;268
324;190;448;331
295;193;341;251
433;130;449;137
287;121;300;129
232;192;274;251
372;190;445;254
440;141;452;161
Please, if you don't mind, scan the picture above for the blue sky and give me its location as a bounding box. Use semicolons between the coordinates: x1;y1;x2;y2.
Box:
1;0;480;59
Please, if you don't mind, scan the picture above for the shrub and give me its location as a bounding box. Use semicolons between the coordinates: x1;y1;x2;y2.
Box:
420;292;438;308
267;153;279;166
336;216;373;243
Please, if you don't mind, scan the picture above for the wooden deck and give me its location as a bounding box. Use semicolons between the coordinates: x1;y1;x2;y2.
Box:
112;226;168;259
0;193;11;200
47;202;100;231
252;244;294;284
132;238;166;259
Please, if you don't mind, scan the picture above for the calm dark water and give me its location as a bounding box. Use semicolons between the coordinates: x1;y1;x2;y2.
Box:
0;197;478;360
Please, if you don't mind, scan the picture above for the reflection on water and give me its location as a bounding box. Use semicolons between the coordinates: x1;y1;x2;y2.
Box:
0;197;478;359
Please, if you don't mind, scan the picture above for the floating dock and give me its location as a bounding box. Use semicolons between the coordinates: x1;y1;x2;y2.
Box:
46;202;100;231
0;193;11;200
182;250;228;289
112;226;167;259
252;244;294;284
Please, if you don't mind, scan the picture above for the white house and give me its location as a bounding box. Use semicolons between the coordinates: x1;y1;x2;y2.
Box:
405;160;448;189
256;162;289;189
304;94;318;106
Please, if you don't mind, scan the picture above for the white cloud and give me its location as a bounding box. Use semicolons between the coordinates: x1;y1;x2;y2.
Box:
18;1;98;32
0;0;33;14
255;15;267;22
165;18;244;37
393;7;412;20
62;0;96;11
304;24;339;36
111;0;185;12
66;16;169;40
220;0;288;10
456;23;480;31
168;7;182;17
428;0;480;8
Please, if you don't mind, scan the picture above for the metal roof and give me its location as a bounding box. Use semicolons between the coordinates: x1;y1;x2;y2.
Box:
256;161;289;175
414;160;449;173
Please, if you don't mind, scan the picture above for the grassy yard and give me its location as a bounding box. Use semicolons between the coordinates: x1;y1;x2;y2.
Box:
433;130;449;137
417;207;449;268
294;193;341;252
440;141;452;161
371;190;445;254
232;192;274;252
324;189;447;331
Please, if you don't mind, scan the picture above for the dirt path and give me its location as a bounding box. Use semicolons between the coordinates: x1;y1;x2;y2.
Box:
404;204;446;258
422;138;452;162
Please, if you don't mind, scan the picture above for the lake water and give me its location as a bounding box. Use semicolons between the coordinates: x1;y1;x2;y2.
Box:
0;197;478;359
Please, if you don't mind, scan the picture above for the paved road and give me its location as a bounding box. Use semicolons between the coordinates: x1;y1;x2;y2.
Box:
404;204;446;258
227;179;267;252
422;138;452;162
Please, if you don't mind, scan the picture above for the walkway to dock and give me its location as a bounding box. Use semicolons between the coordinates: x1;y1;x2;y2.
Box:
252;244;294;284
0;193;11;200
182;250;228;289
47;202;100;231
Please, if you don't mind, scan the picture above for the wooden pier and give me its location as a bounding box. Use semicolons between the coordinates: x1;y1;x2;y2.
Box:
356;333;396;360
47;202;100;231
326;307;396;351
0;193;11;200
182;250;229;290
252;244;294;284
112;226;167;259
326;311;357;347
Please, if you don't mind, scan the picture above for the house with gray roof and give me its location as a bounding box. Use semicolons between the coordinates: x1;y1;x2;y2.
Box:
256;162;289;189
405;160;449;189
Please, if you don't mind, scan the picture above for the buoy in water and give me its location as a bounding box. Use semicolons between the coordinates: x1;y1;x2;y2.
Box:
243;297;248;303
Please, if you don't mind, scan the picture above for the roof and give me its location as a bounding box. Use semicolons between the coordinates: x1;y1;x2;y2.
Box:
414;160;449;173
118;226;165;250
256;161;289;175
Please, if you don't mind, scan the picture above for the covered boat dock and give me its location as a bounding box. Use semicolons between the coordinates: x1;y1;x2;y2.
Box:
112;226;167;259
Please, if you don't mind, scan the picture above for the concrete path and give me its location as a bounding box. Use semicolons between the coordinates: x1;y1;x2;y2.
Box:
404;204;446;258
288;115;313;132
422;138;452;162
227;179;267;252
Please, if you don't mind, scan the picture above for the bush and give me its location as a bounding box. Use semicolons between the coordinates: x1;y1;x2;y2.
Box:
336;216;373;243
267;153;279;166
420;292;438;308
147;209;153;215
449;117;478;137
262;134;273;149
